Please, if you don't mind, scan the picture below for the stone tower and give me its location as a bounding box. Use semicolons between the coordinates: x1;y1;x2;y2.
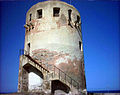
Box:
18;1;86;94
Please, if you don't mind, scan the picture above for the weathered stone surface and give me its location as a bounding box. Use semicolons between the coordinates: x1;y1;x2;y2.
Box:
18;0;86;94
18;56;28;92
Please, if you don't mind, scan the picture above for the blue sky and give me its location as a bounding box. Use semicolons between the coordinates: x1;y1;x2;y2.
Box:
0;0;120;93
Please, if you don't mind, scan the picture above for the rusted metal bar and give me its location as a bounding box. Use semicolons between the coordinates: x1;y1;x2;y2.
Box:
53;63;79;89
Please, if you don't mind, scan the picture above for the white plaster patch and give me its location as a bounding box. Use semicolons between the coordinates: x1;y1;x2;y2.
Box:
73;62;76;66
29;72;43;90
56;56;70;65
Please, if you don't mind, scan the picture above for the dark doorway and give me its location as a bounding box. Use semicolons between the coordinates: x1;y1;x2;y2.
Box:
51;80;70;94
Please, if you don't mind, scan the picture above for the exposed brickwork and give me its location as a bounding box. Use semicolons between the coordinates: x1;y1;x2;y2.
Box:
32;49;69;65
31;49;86;90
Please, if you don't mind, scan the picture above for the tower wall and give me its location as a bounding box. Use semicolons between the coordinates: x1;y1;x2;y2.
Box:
19;1;86;92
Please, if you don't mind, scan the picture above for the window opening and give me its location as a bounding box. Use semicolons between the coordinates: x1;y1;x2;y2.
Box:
53;7;60;17
68;9;72;26
79;41;81;51
29;14;32;21
75;15;80;28
37;9;42;19
77;15;80;23
68;9;72;21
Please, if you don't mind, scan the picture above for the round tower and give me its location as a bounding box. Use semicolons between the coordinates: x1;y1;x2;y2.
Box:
18;1;86;94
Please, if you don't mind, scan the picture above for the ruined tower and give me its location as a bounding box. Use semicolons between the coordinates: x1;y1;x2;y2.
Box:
18;1;86;94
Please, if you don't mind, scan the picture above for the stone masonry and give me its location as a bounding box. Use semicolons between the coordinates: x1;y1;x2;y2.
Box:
18;1;86;94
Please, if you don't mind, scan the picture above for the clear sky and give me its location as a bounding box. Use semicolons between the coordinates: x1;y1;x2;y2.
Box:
0;0;120;93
